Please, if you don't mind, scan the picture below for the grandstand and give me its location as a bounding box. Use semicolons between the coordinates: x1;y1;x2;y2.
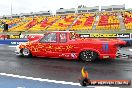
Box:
0;4;132;33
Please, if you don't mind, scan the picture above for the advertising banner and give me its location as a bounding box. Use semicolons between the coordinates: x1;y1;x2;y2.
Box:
9;35;20;39
0;39;28;45
79;33;131;38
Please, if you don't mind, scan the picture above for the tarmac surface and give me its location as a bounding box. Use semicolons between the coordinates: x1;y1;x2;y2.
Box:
0;45;132;88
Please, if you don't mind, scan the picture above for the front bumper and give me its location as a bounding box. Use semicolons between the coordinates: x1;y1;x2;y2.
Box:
15;45;22;56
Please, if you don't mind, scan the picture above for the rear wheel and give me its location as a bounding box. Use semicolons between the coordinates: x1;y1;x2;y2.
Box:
21;48;32;57
79;50;98;62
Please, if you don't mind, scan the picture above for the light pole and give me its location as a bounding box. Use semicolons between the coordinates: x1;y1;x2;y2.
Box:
11;0;13;18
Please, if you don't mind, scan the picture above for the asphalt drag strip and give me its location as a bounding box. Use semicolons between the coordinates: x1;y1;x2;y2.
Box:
0;45;131;88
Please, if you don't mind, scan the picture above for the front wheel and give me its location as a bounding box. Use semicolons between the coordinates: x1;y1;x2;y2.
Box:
79;50;98;62
21;48;32;57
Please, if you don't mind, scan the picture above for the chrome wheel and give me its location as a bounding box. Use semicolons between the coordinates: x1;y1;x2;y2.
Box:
22;48;32;57
80;50;98;62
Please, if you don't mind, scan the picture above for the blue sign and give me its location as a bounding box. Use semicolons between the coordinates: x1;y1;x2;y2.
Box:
0;39;28;45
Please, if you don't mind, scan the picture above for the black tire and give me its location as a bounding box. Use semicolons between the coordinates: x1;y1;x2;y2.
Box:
21;48;32;57
79;50;98;62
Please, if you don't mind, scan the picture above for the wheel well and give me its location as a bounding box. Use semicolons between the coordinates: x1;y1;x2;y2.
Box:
20;48;23;54
20;48;32;57
79;50;99;59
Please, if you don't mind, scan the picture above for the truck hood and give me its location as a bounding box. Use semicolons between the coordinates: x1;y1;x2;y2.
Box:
27;35;43;41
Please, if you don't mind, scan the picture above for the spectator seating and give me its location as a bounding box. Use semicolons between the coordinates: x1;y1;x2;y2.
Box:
8;17;33;32
29;16;60;31
70;13;95;31
47;15;76;31
96;12;120;30
123;11;132;29
0;11;132;32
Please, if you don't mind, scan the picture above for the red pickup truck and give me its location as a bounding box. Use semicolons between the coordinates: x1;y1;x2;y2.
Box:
15;31;126;61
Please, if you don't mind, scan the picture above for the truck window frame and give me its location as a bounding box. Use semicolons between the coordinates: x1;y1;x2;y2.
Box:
59;33;67;43
39;32;57;43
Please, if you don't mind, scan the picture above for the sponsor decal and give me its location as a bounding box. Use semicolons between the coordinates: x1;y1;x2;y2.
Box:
71;53;76;58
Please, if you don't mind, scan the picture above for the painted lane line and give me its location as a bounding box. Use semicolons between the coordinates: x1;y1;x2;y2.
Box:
8;46;17;48
0;73;80;86
0;44;5;45
0;73;119;88
129;49;132;51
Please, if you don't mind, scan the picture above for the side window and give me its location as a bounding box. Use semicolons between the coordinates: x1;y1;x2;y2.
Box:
60;33;67;43
70;32;76;39
40;33;57;43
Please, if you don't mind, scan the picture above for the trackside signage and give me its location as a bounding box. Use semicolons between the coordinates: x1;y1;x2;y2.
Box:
9;35;20;39
80;33;131;38
0;39;28;45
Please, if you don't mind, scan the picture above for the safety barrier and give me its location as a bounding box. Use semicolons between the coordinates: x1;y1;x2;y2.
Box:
79;33;132;46
79;33;132;38
0;33;131;46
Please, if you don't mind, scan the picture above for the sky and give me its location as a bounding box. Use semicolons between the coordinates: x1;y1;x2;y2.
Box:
0;0;131;16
